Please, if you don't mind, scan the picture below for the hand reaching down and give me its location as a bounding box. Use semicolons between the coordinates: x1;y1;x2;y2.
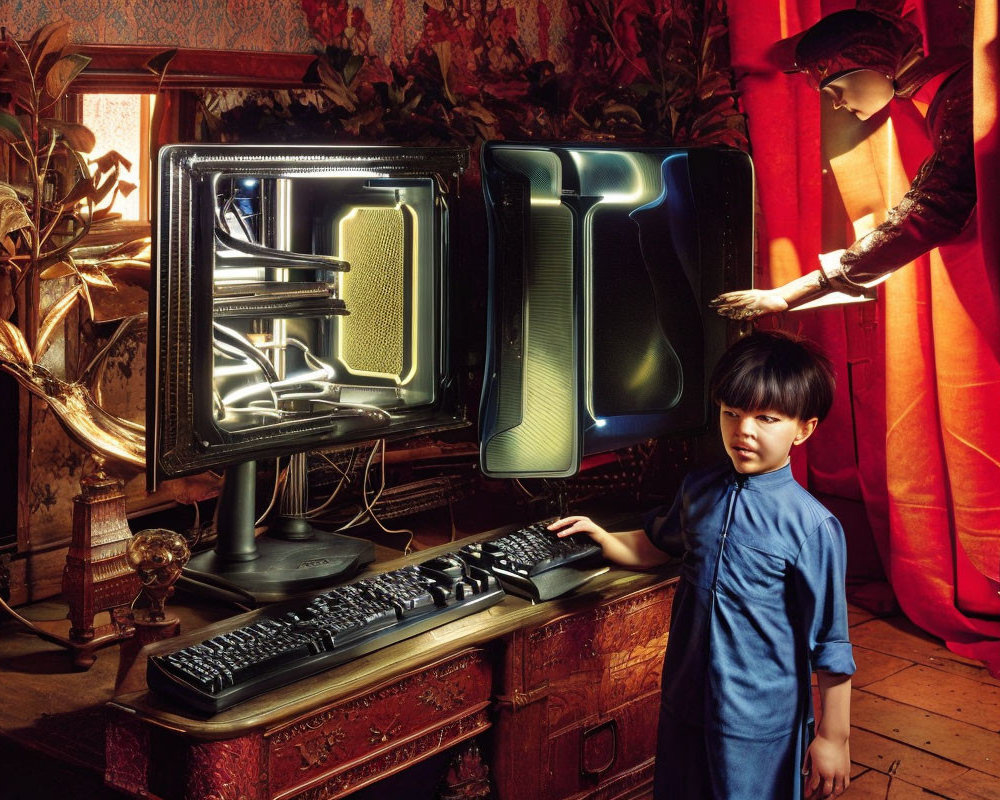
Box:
709;288;789;320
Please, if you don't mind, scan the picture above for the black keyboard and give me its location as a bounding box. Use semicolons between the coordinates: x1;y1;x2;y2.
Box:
460;521;607;601
146;555;503;715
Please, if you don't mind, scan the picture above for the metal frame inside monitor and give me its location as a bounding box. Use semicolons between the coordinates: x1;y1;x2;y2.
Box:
149;144;469;487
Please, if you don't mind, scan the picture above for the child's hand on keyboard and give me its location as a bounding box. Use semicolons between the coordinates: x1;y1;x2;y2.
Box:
548;516;609;541
549;519;667;569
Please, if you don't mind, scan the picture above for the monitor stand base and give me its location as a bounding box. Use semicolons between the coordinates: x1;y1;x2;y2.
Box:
182;532;374;605
178;461;375;605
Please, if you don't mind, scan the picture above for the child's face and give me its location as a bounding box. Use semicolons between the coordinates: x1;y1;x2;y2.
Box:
821;69;894;121
719;405;818;475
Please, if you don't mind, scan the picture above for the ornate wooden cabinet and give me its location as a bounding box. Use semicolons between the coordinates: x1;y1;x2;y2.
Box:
104;550;678;800
106;648;493;799
491;581;674;800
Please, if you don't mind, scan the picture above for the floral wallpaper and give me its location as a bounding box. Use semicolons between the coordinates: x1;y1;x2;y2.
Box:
4;0;316;52
4;0;573;59
304;0;574;70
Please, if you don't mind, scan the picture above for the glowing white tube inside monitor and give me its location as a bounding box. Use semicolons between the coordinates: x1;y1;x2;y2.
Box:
272;178;293;380
282;169;389;180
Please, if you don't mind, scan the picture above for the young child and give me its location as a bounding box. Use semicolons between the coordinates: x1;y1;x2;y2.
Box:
549;330;854;800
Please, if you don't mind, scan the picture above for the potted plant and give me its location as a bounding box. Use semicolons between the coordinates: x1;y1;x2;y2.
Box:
0;21;146;468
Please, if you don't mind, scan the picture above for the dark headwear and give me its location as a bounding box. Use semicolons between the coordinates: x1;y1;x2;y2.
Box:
787;9;923;89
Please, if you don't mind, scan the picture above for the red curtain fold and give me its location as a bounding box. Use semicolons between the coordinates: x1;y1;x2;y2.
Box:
729;0;1000;674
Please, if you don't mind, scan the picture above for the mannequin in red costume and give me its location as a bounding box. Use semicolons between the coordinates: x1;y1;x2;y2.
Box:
711;9;973;320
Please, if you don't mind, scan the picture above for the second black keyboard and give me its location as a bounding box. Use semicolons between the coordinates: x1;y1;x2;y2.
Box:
147;555;503;715
460;521;607;601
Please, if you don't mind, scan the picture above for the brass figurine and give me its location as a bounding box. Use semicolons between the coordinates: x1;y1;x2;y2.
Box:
126;529;191;624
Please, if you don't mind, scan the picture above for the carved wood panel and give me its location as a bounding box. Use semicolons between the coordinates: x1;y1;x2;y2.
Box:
267;649;492;798
524;585;672;686
523;584;672;731
287;709;490;800
546;694;660;798
105;711;152;797
185;736;266;800
493;580;674;800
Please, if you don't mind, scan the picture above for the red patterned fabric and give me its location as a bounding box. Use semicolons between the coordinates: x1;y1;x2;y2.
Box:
729;0;1000;674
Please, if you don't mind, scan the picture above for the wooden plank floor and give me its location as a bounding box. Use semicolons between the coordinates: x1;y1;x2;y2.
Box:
835;604;1000;799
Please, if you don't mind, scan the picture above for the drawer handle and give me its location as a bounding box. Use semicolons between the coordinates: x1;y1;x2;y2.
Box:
580;718;618;779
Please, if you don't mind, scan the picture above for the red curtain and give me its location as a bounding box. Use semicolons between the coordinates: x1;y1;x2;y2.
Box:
728;0;1000;674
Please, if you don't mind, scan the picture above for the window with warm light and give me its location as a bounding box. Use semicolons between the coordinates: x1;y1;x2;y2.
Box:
79;94;155;220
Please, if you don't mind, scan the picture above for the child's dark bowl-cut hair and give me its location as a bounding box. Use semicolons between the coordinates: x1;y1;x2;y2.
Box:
710;330;835;422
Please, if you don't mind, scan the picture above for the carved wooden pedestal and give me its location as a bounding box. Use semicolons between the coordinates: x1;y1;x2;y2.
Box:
0;471;140;669
63;472;141;656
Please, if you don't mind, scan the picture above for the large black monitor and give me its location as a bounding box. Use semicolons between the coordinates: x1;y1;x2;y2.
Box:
149;145;468;601
479;143;754;478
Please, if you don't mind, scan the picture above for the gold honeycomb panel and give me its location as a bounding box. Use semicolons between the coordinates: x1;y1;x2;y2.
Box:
337;206;415;382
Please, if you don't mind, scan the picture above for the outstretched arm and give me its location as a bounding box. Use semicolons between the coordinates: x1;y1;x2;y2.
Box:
712;70;973;323
548;517;671;568
710;269;831;320
803;671;852;799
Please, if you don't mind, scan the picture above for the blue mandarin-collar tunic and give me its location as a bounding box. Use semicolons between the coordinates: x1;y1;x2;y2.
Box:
645;462;855;799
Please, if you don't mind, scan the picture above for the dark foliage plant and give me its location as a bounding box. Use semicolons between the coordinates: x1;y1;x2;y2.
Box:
204;0;747;164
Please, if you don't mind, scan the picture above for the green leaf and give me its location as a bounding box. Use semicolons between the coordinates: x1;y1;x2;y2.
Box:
43;53;91;103
343;55;363;86
0;112;25;143
316;60;357;112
